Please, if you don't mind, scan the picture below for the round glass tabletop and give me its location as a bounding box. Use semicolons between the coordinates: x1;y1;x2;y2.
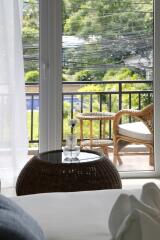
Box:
37;149;102;164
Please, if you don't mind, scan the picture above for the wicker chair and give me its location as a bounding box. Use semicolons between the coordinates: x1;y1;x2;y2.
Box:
113;104;154;166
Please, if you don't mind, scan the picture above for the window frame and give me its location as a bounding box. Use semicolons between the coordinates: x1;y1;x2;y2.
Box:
39;0;62;152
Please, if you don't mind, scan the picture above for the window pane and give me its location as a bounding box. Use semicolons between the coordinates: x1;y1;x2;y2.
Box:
62;0;154;172
23;0;39;152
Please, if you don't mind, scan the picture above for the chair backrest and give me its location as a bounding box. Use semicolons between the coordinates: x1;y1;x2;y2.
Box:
139;103;153;133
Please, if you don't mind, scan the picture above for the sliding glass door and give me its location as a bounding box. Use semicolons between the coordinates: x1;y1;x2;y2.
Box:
62;0;155;174
39;0;160;177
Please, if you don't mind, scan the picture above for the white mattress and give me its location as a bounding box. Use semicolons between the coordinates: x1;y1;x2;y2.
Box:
12;189;141;240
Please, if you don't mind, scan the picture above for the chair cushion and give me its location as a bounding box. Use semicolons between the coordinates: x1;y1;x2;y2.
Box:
118;122;153;141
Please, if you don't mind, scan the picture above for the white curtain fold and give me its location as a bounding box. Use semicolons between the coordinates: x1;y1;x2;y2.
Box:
0;0;28;188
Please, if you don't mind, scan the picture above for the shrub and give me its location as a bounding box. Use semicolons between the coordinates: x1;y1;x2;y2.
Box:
78;84;104;92
25;70;39;83
63;102;70;118
103;69;118;79
103;68;140;81
75;70;105;81
78;84;107;107
62;74;68;81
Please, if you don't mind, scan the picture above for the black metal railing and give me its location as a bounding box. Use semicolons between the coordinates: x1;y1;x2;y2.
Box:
26;80;153;144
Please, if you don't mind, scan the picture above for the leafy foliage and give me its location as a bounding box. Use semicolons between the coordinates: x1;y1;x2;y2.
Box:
23;0;39;73
63;0;153;73
103;68;141;81
23;0;153;78
75;69;105;81
25;70;39;82
77;68;151;112
23;0;39;45
63;0;153;39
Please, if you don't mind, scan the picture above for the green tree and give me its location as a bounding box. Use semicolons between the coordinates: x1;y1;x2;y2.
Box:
23;0;39;74
63;0;153;73
64;0;153;39
23;0;39;45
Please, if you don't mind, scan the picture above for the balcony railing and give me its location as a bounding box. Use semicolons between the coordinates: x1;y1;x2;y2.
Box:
26;80;153;145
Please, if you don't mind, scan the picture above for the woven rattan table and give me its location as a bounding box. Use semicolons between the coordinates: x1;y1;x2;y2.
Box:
16;150;122;195
77;112;115;156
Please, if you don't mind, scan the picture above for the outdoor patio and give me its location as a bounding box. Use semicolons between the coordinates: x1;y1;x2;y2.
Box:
108;152;154;172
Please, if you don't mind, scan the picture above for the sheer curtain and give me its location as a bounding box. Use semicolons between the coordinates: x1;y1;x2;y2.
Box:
0;0;28;188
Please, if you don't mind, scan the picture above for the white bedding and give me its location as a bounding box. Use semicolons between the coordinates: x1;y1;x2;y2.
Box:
12;189;141;240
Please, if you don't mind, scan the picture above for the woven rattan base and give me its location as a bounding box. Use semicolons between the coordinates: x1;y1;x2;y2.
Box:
16;150;122;195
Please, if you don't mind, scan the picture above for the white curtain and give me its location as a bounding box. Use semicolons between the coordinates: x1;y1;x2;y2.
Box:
0;0;28;188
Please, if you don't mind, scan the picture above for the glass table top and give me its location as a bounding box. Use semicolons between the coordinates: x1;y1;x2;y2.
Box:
37;150;102;164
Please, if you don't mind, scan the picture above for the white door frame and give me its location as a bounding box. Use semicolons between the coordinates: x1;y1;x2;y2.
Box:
39;0;62;152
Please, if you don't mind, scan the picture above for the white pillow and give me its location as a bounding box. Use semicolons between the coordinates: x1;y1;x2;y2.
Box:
108;194;130;237
108;193;160;238
141;182;160;210
115;209;160;240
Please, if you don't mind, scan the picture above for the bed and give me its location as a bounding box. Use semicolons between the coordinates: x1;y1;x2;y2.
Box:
12;188;141;240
